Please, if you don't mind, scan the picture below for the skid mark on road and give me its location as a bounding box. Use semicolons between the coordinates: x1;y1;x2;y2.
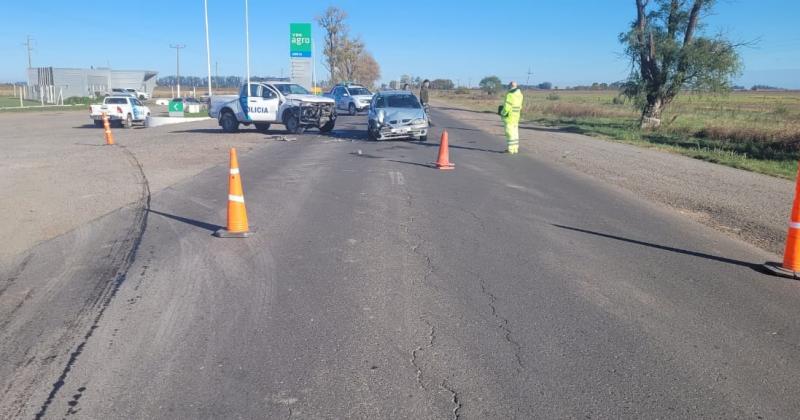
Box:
34;145;151;420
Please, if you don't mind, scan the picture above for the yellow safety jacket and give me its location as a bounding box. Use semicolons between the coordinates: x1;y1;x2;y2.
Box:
501;88;523;124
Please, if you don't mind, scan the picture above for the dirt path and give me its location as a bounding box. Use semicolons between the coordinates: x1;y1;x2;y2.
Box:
432;100;793;255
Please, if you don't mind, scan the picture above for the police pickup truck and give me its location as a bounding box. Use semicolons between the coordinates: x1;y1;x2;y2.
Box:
208;82;336;134
89;95;151;128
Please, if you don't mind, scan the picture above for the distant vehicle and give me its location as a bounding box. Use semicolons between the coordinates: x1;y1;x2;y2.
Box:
208;82;336;134
169;97;205;113
110;88;149;100
367;91;428;141
90;96;150;128
324;84;373;115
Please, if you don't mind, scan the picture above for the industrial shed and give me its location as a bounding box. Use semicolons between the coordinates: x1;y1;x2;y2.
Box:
26;67;158;99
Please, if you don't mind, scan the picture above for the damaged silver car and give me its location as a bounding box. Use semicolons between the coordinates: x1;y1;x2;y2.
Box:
367;91;428;141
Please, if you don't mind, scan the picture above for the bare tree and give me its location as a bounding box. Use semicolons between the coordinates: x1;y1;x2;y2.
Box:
621;0;741;128
338;37;365;82
354;51;381;88
317;6;348;83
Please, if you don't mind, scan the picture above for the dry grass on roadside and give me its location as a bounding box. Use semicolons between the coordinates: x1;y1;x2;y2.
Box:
433;89;800;178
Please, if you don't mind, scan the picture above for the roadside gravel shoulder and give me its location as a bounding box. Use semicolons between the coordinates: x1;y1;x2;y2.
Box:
432;100;792;255
0;110;274;266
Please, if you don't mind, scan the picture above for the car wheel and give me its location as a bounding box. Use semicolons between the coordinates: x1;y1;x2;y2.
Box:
284;110;305;134
255;123;271;132
319;119;335;133
93;120;104;128
124;114;133;129
348;103;356;116
220;111;239;133
139;95;145;100
367;121;379;141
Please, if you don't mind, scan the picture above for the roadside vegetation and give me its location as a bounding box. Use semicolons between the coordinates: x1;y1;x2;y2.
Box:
433;89;800;179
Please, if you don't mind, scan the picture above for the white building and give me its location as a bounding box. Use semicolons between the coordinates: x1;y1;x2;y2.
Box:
26;67;158;99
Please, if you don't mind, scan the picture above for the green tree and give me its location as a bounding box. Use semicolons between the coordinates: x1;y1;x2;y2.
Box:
620;0;741;128
479;76;502;95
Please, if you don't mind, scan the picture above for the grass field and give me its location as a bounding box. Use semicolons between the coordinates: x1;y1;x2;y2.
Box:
434;89;800;179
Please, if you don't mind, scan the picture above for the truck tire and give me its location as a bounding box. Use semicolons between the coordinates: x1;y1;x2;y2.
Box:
255;123;271;132
283;110;305;134
319;119;335;133
220;111;239;133
124;114;133;129
348;103;356;116
94;120;104;128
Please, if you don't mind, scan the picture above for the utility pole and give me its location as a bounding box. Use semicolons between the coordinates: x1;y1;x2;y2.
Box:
22;35;34;69
526;66;534;87
244;0;251;89
215;61;219;90
170;44;186;97
203;0;212;97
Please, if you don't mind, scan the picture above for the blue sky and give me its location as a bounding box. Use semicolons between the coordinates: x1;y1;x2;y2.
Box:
0;1;797;88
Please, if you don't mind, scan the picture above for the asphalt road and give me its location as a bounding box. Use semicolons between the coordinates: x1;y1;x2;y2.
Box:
2;110;800;419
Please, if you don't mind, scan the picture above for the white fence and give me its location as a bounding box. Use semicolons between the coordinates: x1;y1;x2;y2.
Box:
8;84;66;107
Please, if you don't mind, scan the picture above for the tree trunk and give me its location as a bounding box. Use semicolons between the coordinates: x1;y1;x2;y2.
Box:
641;97;663;129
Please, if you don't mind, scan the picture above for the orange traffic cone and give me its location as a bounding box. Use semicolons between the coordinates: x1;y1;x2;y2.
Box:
214;148;252;238
435;130;454;170
765;163;800;279
102;112;115;145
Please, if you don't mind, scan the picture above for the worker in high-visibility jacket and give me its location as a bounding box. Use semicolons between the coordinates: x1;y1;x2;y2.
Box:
499;81;524;154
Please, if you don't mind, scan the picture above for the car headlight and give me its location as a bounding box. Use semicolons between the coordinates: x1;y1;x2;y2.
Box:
412;118;426;126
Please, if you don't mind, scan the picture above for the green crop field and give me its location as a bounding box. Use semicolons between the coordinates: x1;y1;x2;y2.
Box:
434;89;800;179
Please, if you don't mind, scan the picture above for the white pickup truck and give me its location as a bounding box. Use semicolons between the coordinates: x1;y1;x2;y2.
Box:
208;82;336;134
89;96;151;128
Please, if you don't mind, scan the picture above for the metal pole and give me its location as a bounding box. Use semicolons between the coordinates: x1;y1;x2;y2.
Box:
244;0;251;89
204;0;212;97
170;44;186;97
22;35;33;69
312;37;317;94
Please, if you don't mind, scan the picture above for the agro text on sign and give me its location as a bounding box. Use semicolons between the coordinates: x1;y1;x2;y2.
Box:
290;23;312;58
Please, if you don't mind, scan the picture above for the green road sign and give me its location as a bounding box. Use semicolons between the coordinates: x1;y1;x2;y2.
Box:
168;99;184;117
290;23;312;58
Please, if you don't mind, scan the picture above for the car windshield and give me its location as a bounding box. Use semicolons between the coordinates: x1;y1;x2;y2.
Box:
386;94;421;109
125;89;136;92
348;88;371;96
106;98;127;104
273;84;309;95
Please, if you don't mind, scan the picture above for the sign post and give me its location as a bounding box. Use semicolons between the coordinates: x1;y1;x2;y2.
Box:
289;23;313;91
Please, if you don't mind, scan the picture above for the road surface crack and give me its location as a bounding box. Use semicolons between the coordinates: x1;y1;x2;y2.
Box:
410;318;436;390
33;145;150;420
440;379;462;420
464;206;525;372
479;273;524;372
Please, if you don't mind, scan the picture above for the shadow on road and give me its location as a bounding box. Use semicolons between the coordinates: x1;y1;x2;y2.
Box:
349;151;384;159
442;126;483;132
387;159;434;169
148;209;222;233
552;224;765;274
414;141;506;154
434;105;495;115
519;125;579;134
